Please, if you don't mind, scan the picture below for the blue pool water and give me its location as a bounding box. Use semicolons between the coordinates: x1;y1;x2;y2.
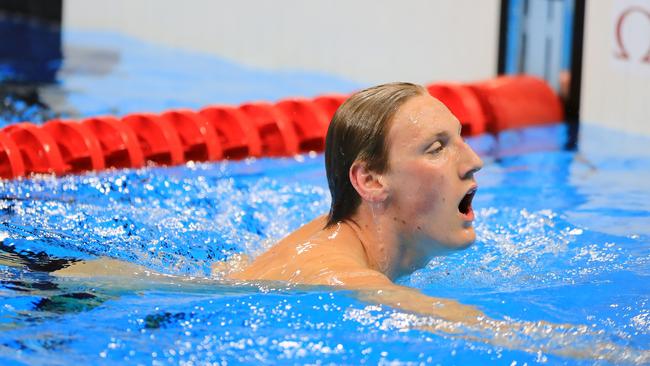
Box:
1;29;650;365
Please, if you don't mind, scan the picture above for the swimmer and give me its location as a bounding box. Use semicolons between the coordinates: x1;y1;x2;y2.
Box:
50;83;648;362
55;82;486;322
226;82;485;322
217;84;648;362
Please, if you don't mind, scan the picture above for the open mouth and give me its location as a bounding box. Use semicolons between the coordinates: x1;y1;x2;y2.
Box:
458;187;477;216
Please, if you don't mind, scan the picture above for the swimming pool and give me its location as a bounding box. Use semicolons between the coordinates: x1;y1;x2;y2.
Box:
1;30;649;365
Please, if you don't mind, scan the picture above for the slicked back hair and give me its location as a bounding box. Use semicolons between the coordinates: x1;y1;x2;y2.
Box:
324;82;427;227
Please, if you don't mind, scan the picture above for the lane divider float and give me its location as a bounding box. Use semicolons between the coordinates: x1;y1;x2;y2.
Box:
0;75;564;179
199;106;262;159
81;116;145;169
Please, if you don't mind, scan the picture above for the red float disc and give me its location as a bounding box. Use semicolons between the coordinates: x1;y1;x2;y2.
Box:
82;116;145;169
468;76;564;133
160;110;223;162
199;105;262;159
0;130;25;179
239;102;299;156
122;113;184;166
2;123;65;175
43;119;105;173
275;98;329;153
312;94;348;121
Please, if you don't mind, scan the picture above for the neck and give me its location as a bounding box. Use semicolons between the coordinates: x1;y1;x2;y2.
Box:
347;203;431;281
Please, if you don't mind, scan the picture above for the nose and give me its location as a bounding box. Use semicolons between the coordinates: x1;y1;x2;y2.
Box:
458;139;483;180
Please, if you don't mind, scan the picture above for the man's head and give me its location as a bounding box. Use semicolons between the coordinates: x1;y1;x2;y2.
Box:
324;82;483;251
324;82;426;227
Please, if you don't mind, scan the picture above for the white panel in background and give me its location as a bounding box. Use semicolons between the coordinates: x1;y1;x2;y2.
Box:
611;0;650;76
582;0;650;136
62;0;499;85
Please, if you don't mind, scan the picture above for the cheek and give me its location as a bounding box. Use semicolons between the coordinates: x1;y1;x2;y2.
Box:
391;165;446;214
414;175;448;218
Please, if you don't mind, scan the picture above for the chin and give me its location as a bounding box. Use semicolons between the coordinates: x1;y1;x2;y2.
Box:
456;239;475;250
450;229;476;250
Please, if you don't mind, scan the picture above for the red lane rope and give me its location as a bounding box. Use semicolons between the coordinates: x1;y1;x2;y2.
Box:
0;75;563;179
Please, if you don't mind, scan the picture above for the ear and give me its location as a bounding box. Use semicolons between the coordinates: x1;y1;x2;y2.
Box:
349;160;389;202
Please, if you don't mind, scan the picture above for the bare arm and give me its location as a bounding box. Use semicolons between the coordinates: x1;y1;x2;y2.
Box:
329;268;483;324
320;268;647;363
52;257;151;278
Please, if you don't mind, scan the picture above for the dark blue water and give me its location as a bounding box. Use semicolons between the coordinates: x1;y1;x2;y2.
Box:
1;28;649;365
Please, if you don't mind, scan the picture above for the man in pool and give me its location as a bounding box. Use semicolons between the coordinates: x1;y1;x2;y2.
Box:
50;84;650;360
54;82;485;322
224;82;485;322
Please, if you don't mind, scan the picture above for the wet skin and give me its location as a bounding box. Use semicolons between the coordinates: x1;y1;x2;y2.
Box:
229;93;483;286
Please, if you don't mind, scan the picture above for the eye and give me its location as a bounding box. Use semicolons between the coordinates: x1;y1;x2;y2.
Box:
426;141;444;155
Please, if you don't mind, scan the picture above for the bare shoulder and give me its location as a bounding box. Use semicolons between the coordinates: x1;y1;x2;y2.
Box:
225;215;328;280
274;214;328;247
226;216;374;285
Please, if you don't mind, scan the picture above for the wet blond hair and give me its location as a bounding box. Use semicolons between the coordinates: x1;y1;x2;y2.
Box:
324;82;426;227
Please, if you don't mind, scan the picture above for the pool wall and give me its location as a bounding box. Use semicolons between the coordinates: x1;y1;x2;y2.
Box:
62;0;500;85
581;0;650;136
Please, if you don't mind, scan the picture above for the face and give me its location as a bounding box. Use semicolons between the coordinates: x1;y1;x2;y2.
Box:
381;93;483;254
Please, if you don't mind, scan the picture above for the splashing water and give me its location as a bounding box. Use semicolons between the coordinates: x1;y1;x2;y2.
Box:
0;157;330;277
0;131;648;364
